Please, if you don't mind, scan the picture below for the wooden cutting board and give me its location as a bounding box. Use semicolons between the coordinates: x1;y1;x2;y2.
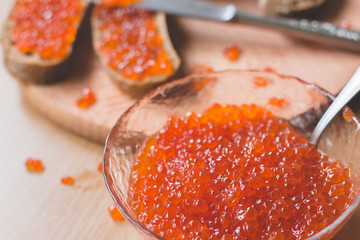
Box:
19;0;360;144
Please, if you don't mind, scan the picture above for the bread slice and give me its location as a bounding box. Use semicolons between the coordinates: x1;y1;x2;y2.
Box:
259;0;327;14
1;0;89;84
91;6;180;94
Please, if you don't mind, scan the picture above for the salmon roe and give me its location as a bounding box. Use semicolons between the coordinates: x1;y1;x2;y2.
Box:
128;104;355;240
99;0;141;7
340;19;352;29
98;162;103;173
76;87;96;109
94;6;173;81
109;204;125;221
61;176;75;185
342;108;353;122
25;158;44;172
264;66;276;73
10;0;84;59
269;97;288;108
224;44;241;62
253;76;268;88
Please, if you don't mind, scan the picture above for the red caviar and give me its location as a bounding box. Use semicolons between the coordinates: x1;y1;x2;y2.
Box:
99;0;141;7
264;66;276;72
253;76;268;87
269;97;288;107
98;162;103;173
94;6;173;81
192;64;214;74
128;104;355;240
109;204;125;221
61;176;75;185
25;158;44;172
77;87;96;109
10;0;84;59
343;108;353;122
224;44;241;62
340;19;352;29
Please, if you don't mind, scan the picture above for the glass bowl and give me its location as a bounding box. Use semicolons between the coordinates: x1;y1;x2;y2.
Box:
103;70;360;240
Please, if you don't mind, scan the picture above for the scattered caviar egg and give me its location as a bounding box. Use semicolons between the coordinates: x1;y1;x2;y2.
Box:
343;108;353;122
224;44;241;62
264;66;276;72
99;0;141;7
61;176;75;185
192;64;214;74
94;6;173;81
25;158;44;172
253;76;268;87
128;104;355;240
340;19;352;29
98;162;103;173
193;77;216;91
77;87;96;109
10;0;85;59
108;204;125;221
269;97;288;107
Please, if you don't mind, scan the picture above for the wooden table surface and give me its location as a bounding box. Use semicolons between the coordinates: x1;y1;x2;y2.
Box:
1;0;360;239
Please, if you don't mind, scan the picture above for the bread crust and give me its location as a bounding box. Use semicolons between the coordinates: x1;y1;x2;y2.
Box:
259;0;327;14
1;0;89;84
91;9;180;92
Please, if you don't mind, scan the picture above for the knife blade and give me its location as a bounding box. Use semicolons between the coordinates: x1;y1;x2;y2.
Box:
135;0;360;52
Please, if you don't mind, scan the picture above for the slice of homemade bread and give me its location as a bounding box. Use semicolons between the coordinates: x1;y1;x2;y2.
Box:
1;0;89;84
91;6;180;94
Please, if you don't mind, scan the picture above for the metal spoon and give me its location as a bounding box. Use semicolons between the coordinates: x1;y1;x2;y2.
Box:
310;66;360;144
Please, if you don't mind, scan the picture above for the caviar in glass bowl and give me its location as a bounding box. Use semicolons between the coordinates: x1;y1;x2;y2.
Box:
103;70;360;240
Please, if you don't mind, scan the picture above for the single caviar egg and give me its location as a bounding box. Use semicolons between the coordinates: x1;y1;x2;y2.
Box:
98;162;103;173
269;97;288;107
10;0;85;59
253;76;268;87
108;204;125;221
128;104;356;240
76;87;96;109
342;108;353;122
224;44;241;62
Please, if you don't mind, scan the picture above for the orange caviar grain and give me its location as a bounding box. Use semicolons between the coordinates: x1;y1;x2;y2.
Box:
10;0;84;59
98;162;103;173
25;158;44;172
264;66;276;72
128;104;355;239
108;204;125;221
192;64;214;74
77;87;96;109
269;97;288;107
343;108;353;122
94;6;173;81
224;44;241;62
253;76;268;87
61;176;75;185
99;0;141;7
340;19;352;29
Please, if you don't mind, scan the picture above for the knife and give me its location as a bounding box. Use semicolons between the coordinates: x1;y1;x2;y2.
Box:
134;0;360;52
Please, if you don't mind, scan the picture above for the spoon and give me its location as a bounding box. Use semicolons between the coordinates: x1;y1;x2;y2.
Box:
310;66;360;145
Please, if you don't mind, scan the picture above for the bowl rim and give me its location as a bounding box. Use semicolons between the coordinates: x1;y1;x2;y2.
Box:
103;69;360;240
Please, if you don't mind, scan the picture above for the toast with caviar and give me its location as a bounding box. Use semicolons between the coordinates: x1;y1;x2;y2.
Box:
1;0;89;84
259;0;327;14
91;5;180;93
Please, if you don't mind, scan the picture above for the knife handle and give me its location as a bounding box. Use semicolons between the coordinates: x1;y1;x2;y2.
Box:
234;10;360;52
